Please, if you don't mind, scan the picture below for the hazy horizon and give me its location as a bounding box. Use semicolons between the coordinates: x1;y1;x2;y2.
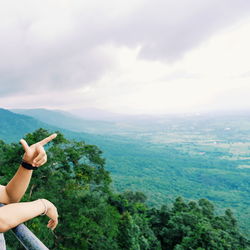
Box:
8;106;250;119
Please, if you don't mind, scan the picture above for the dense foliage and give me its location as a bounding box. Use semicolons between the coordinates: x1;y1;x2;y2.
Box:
0;129;249;249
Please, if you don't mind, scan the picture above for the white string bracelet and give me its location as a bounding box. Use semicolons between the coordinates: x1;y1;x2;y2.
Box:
39;199;48;216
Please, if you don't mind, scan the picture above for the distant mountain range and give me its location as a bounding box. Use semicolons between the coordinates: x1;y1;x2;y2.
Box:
10;108;176;137
11;108;118;135
0;108;52;143
0;108;119;146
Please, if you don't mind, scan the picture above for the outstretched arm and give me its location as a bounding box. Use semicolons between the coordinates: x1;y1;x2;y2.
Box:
2;134;57;203
0;199;58;232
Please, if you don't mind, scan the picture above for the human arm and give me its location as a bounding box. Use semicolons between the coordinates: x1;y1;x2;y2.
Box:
0;199;58;232
3;134;57;203
4;167;33;203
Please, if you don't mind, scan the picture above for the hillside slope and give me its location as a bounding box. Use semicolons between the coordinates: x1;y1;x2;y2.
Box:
0;108;53;143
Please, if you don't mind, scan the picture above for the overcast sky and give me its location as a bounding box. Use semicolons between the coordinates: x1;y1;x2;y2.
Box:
0;0;250;115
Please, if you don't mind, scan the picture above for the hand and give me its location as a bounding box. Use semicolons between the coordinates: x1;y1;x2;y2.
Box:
20;134;57;167
42;199;59;230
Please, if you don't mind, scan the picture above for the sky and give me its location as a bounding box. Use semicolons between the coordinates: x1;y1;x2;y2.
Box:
0;0;250;115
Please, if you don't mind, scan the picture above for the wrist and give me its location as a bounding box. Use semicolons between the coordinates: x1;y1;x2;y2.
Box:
21;161;38;170
38;199;51;215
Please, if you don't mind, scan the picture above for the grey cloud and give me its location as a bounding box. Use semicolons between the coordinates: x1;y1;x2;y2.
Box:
0;0;250;97
111;0;250;61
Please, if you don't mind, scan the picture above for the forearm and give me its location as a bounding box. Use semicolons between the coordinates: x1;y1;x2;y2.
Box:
5;166;33;203
0;199;45;232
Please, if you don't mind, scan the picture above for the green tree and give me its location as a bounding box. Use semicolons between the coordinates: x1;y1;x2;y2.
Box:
2;129;118;249
117;212;140;250
148;197;250;250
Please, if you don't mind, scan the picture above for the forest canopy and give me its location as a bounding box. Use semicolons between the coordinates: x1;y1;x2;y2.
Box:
0;129;249;249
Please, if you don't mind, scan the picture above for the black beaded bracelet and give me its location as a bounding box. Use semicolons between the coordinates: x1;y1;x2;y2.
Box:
21;161;38;170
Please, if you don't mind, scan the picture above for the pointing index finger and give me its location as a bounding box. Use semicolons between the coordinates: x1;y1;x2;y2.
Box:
39;133;57;146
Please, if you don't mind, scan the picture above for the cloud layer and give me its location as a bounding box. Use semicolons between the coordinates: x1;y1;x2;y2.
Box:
1;0;250;98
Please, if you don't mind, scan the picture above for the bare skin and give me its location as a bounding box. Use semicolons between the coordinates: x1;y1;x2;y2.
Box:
0;134;59;232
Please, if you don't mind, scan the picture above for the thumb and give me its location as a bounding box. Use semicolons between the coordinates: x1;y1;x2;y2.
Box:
20;139;30;152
